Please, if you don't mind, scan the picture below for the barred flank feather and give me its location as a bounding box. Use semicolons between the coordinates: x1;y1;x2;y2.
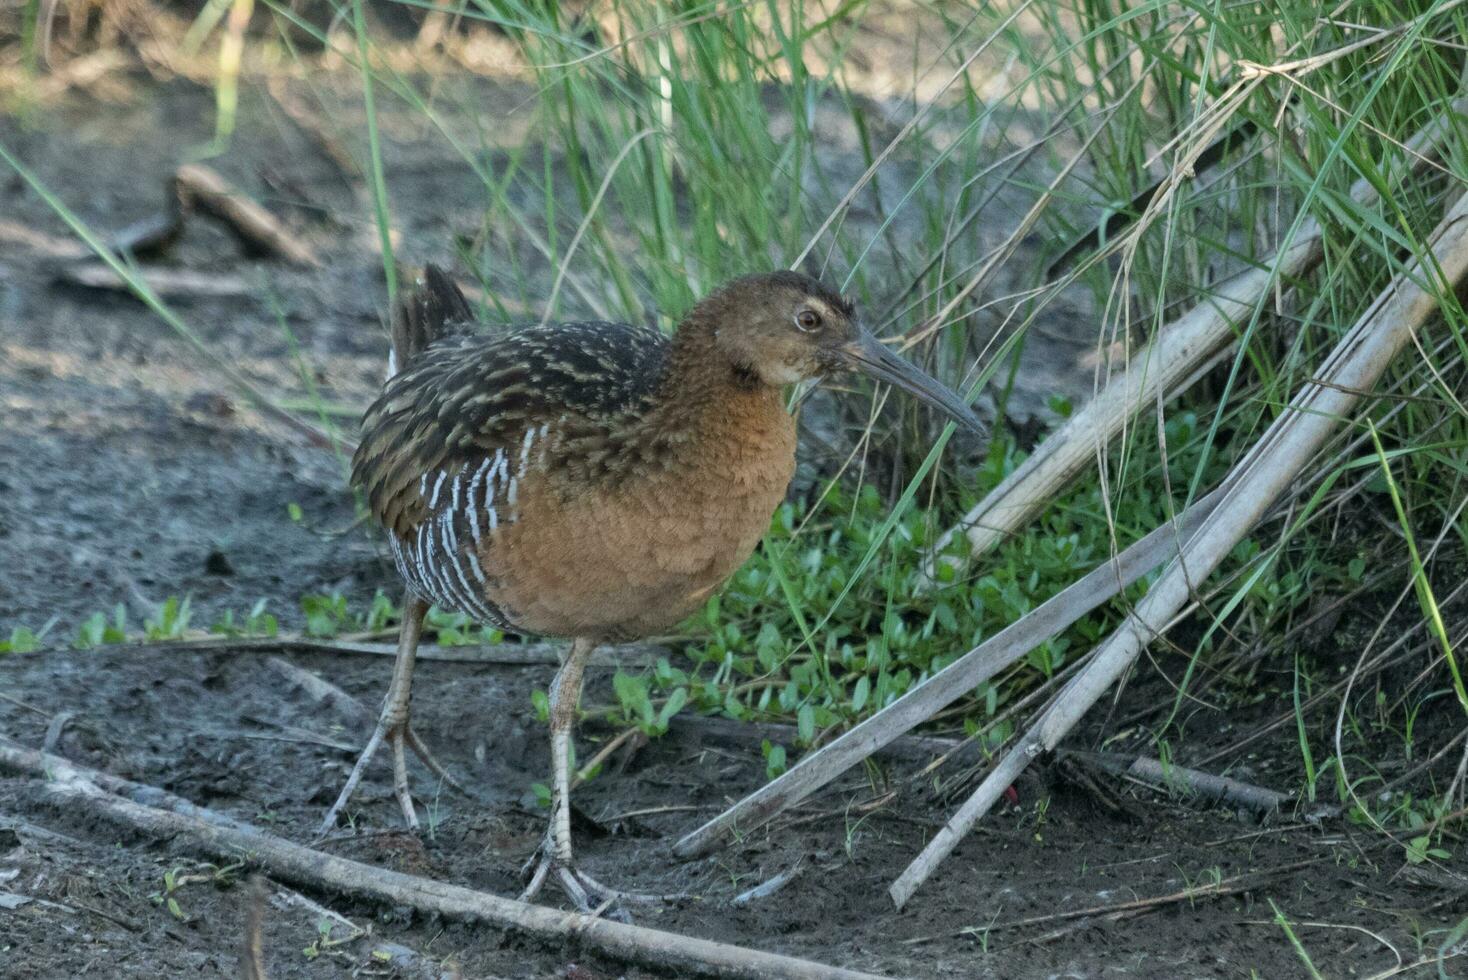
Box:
352;266;671;629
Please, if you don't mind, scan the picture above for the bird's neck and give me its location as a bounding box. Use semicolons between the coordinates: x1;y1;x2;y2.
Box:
642;311;794;460
547;311;796;493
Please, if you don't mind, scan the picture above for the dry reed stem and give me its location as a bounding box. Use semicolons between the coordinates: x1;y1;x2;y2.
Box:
673;484;1223;860
889;184;1468;910
174;164;322;267
922;96;1468;581
0;738;889;980
28;636;664;669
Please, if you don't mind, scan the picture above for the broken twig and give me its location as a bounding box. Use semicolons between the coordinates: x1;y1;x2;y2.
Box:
674;486;1222;860
1063;749;1290;814
174;164;322;267
905;858;1316;944
29;636;664;670
54;261;252;298
923;96;1467;579
889;184;1468;910
0;738;886;980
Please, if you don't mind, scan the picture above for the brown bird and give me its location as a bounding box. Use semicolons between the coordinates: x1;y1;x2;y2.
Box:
321;265;982;911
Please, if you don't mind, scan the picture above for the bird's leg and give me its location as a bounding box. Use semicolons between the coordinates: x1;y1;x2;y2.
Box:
519;637;667;915
316;594;462;837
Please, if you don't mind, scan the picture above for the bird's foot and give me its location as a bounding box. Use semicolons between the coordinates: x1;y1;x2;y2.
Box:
518;846;674;920
316;713;464;838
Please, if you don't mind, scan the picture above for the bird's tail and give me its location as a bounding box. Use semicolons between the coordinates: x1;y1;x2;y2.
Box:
386;264;473;378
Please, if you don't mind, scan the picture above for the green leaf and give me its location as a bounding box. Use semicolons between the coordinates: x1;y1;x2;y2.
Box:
656;688;688;731
797;704;815;745
530;782;551;808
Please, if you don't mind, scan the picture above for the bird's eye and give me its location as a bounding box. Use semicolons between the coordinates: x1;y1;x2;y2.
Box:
795;309;822;332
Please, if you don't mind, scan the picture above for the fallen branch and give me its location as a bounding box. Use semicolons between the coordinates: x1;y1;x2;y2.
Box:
174;164;322;268
732;860;806;907
889;184;1468;910
672;486;1222;860
264;656;370;724
0;738;887;980
28;636;664;670
923;96;1467;579
1062;749;1290;814
54;261;252;298
663;715;981;769
276;637;665;669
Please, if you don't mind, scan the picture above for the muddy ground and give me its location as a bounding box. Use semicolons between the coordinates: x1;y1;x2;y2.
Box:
3;57;1466;980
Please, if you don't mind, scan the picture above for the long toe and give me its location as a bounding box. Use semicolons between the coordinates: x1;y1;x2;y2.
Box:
318;718;462;837
521;858;679;921
388;728;421;830
317;720;395;838
404;727;468;796
516;848;622;917
566;868;680;908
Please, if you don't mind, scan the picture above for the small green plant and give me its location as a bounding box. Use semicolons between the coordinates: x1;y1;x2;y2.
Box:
211;599;279;638
74;605;128;649
364;591;400;632
610;670;688;738
149;860;242;922
301;913;365;961
1405;833;1452;866
1;620;51;654
530;782;552;809
1270;899;1325;980
425;605;502;646
761;739;788;779
144;596;193;640
842;811;874;860
151;867;188;921
301;592;355;637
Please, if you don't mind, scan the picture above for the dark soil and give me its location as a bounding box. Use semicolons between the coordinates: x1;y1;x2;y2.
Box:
2;62;1465;980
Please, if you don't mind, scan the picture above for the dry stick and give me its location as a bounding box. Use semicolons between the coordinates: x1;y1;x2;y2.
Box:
922;95;1468;580
0;143;339;452
263;656;370;724
54;261;253;297
672;486;1222;860
572;726;645;790
240;875;269;980
664;714;980;769
0;741;886;980
889;187;1468;911
272;638;665;669
37;636;664;669
174;164;323;268
1061;749;1290;813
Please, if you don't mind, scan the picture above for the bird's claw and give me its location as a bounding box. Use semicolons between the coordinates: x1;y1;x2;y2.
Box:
316;714;461;838
518;843;669;920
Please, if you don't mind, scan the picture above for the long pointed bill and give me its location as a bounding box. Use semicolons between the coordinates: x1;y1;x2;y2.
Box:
839;331;985;434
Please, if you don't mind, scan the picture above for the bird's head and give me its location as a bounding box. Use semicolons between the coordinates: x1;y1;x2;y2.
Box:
696;271;984;434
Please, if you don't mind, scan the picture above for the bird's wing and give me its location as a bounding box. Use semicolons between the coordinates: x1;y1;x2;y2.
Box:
352;319;670;538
